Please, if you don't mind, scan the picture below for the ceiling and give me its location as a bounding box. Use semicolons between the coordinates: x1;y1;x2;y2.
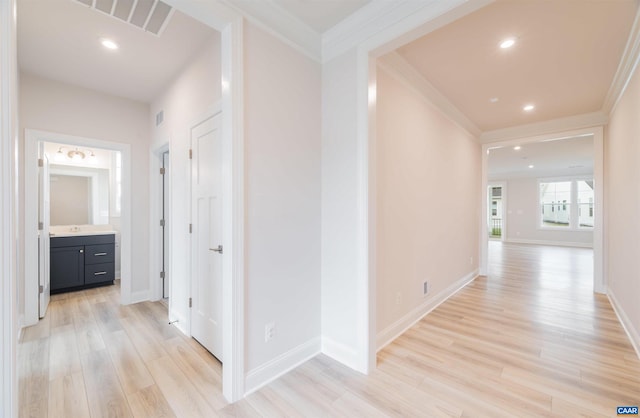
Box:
487;135;594;180
396;0;637;132
18;0;218;103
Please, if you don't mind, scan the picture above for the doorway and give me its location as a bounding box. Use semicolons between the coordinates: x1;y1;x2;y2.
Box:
487;184;505;241
25;129;133;326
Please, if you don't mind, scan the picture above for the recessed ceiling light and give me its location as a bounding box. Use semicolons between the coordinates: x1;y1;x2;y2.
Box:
500;38;516;49
514;146;521;150
528;164;534;169
489;97;499;103
523;104;535;112
100;38;119;50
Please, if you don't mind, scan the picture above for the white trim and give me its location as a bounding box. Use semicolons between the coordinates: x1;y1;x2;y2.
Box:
376;270;478;351
602;4;640;115
0;0;18;414
321;337;361;369
244;337;321;396
158;0;245;402
480;126;605;295
377;52;481;137
25;129;134;321
504;238;593;249
608;290;640;360
480;112;608;144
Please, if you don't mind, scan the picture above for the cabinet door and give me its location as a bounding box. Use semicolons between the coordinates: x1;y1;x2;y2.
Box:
50;246;84;291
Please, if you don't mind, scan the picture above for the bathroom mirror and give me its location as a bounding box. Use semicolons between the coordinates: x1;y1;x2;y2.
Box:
49;165;110;226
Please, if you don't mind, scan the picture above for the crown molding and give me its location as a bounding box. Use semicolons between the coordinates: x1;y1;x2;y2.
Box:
220;0;321;62
479;111;608;144
323;0;476;63
602;3;640;115
378;51;481;137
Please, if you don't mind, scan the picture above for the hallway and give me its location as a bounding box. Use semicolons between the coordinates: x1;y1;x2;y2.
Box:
18;243;640;417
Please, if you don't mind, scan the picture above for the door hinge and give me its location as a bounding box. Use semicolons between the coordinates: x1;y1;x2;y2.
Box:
189;149;192;159
160;271;165;279
39;285;43;294
189;223;192;233
160;167;165;175
160;219;165;227
38;158;43;167
189;297;192;308
38;221;44;231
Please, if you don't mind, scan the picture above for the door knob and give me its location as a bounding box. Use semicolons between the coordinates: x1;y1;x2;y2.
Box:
209;245;223;254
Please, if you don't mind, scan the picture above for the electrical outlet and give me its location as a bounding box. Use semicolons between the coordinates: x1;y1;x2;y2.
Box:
395;292;402;306
265;322;275;342
423;281;429;296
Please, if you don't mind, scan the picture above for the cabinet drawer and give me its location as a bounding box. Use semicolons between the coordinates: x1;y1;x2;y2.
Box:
84;244;115;265
85;263;115;285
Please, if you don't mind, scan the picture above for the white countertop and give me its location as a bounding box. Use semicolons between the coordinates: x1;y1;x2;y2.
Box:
49;225;118;238
50;230;117;237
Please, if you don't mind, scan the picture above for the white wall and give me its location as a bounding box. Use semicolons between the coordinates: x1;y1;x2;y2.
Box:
501;177;593;247
19;73;150;295
321;48;364;369
244;22;321;387
605;60;640;354
375;66;480;345
150;32;221;324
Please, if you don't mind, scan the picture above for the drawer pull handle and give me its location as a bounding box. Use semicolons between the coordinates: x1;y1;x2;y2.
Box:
94;271;107;276
94;252;108;256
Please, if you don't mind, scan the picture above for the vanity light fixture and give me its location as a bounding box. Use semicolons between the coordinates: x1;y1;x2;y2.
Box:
57;146;96;161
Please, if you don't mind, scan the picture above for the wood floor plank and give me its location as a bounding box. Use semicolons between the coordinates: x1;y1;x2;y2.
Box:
19;338;50;418
48;327;82;382
48;372;91;418
146;356;219;418
127;384;176;418
80;349;133;418
105;330;154;395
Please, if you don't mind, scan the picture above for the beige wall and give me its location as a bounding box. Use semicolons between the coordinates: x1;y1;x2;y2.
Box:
49;174;90;225
375;66;481;340
19;73;150;298
605;63;640;346
244;22;321;379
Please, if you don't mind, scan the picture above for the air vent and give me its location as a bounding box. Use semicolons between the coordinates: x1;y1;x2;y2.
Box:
73;0;174;36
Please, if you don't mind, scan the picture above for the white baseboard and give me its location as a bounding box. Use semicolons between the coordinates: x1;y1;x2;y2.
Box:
505;238;592;249
321;336;362;372
245;337;321;396
376;269;478;351
18;314;24;341
129;290;150;304
608;290;640;360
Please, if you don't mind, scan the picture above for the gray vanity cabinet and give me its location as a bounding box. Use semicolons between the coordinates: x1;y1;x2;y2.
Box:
50;234;115;293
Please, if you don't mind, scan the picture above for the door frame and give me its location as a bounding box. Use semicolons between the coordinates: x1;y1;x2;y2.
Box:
150;142;170;303
24;129;133;326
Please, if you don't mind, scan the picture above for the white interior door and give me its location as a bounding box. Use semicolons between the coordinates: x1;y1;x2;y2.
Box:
38;144;51;318
191;112;223;360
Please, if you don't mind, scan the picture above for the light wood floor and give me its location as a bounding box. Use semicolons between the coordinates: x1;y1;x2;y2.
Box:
19;242;640;417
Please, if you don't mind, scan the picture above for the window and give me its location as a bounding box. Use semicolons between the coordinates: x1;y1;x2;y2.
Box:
539;178;593;229
540;181;571;228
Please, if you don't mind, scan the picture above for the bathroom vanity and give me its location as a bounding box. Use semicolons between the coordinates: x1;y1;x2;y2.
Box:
50;232;115;294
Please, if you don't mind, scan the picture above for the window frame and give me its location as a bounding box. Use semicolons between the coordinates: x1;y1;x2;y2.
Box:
537;176;594;231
